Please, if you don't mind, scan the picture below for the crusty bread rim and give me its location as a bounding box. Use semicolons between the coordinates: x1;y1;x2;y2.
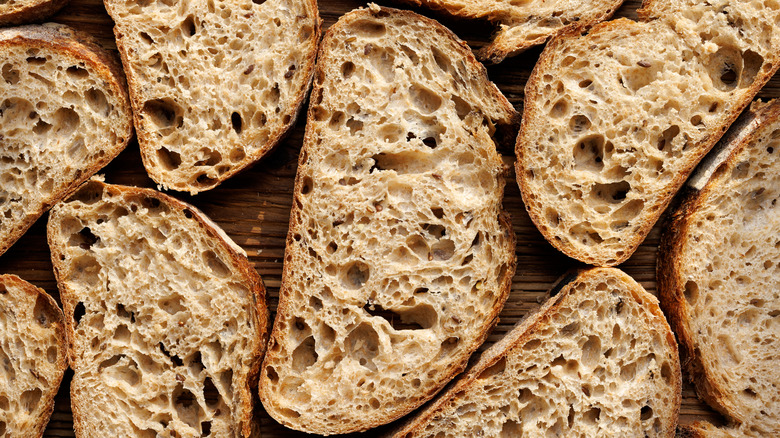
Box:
392;267;682;438
656;99;780;426
516;14;780;267
46;179;269;438
0;23;133;257
0;274;67;438
259;4;518;434
106;0;322;194
0;0;70;27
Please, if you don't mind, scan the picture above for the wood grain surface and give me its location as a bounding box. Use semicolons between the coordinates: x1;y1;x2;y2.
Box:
3;0;774;435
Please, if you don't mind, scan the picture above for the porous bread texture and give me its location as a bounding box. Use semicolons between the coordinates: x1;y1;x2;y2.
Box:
259;6;518;435
517;2;780;266
393;268;681;438
657;99;780;436
399;0;623;64
105;0;320;194
677;422;750;438
0;275;66;438
0;0;69;26
0;24;132;257
47;180;268;438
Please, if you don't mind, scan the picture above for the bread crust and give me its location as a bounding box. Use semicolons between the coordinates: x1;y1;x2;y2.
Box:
394;0;624;63
0;0;69;27
105;0;322;194
516;11;780;266
657;99;780;432
259;5;517;434
0;274;67;438
47;180;268;438
0;23;133;257
392;267;682;438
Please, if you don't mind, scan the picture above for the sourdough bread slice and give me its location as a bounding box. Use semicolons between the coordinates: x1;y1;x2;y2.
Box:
517;2;780;266
0;274;66;438
398;0;624;64
0;24;132;257
657;99;780;436
47;180;268;438
104;0;320;194
0;0;68;26
393;268;681;438
259;5;518;435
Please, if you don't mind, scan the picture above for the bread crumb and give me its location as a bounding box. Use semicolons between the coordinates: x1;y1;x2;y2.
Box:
368;3;381;13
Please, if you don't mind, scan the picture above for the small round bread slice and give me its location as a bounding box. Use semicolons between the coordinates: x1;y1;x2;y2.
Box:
47;179;268;438
658;99;780;436
104;0;321;194
0;274;67;438
393;268;681;438
0;23;133;257
0;0;69;27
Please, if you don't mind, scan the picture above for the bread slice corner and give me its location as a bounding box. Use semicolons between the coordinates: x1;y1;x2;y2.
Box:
0;274;67;438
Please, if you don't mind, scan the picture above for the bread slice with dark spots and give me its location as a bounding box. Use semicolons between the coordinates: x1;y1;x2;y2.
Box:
47;179;268;438
259;5;518;435
0;274;66;438
393;268;681;438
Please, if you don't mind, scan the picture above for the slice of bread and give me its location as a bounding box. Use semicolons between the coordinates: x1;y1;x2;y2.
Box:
104;0;321;194
657;99;780;436
0;274;66;438
398;0;624;64
393;268;682;438
259;5;518;435
517;2;780;266
47;179;268;437
0;0;69;26
0;24;132;257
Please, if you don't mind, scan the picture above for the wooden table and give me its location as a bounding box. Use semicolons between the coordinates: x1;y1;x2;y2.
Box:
4;0;776;435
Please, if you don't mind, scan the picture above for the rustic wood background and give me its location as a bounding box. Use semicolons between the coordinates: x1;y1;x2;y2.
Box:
3;0;778;435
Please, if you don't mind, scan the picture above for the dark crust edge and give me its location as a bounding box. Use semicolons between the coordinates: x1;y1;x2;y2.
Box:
257;5;518;435
0;0;70;27
656;99;780;426
515;16;780;267
0;23;133;257
104;0;322;194
0;274;67;438
391;267;682;438
46;179;268;438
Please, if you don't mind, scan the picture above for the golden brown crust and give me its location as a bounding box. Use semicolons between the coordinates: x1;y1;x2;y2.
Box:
0;274;67;438
47;180;268;438
0;23;132;257
0;0;69;27
516;13;780;266
392;267;682;438
656;99;780;426
106;0;322;193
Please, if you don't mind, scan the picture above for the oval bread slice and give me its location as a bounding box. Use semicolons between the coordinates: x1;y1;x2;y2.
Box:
47;180;268;438
0;274;67;438
393;268;682;438
0;0;69;26
259;5;518;435
517;2;780;266
105;0;321;194
0;24;133;257
658;99;780;436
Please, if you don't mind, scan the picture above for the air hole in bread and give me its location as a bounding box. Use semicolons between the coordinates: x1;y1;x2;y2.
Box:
657;125;680;151
342;261;370;290
26;56;47;65
173;384;200;429
550;99;568;118
584;406;601;424
301;176;313;195
72;227;99;250
231;112;243;134
352;20;386;37
53;107;80;137
159;295;186;315
181;15;197;37
0;284;5;295
203;376;220;407
143;98;183;131
581;335;601;368
0;348;15;381
292;336;318;372
431;46;451;72
74;302;86;324
266;366;279;383
591;181;630;204
21;388;42;413
33;119;52;135
65;65;89;79
452;95;471;120
573;134;606;171
570;115;591;133
33;295;52;327
159;342;184;367
2;64;20;84
201;421;212;436
683;280;699;305
640;405;653;421
114;325;131;343
431;239;455;260
409;84;442;114
0;396;8;411
85;88;110;116
195;173;217;187
346;117;363;135
346;323;379;370
478;357;506;380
